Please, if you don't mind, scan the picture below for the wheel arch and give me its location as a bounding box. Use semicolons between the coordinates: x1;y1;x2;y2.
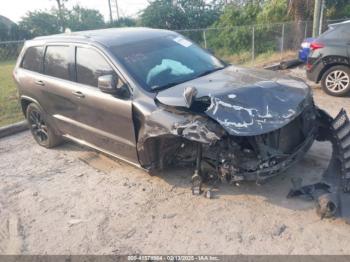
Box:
20;96;61;135
317;56;350;83
20;96;42;117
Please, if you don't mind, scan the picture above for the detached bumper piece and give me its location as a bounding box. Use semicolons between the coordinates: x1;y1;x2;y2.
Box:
288;109;350;221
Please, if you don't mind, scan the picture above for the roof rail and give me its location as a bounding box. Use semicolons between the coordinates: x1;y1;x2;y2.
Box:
328;19;350;28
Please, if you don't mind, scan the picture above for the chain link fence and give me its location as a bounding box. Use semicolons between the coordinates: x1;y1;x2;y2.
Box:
177;22;307;65
177;19;347;65
0;19;348;127
0;40;24;62
0;40;25;127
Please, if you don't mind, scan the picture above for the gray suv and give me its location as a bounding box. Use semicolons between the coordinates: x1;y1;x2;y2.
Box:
306;20;350;96
13;28;350;211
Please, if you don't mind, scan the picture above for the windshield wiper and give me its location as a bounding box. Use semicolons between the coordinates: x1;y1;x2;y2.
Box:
195;66;226;78
151;81;185;91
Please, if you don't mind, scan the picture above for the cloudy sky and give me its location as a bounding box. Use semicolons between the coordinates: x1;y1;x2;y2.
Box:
1;0;150;23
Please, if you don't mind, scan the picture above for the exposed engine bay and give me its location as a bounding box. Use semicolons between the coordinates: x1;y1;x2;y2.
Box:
133;65;350;221
164;104;316;184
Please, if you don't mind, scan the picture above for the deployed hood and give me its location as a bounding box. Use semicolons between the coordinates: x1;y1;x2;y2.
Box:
156;65;313;136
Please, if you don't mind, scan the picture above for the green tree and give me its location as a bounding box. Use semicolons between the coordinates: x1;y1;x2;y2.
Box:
177;0;223;29
325;0;350;19
65;5;105;31
257;0;289;23
107;17;137;28
52;0;68;31
206;1;262;54
140;0;223;30
287;0;314;22
18;11;60;38
140;0;188;30
213;1;261;27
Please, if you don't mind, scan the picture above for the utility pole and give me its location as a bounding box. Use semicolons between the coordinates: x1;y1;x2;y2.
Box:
108;0;120;23
108;0;113;23
313;0;322;37
115;0;120;21
55;0;66;32
319;0;325;35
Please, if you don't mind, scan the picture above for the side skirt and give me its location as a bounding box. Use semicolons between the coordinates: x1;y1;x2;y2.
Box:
62;134;147;172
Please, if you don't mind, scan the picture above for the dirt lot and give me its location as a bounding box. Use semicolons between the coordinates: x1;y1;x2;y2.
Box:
0;67;350;255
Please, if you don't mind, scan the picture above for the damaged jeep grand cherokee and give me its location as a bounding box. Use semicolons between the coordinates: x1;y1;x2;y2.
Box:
14;28;350;219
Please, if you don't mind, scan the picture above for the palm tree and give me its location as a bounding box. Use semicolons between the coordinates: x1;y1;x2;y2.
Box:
52;0;67;31
288;0;314;22
287;0;314;48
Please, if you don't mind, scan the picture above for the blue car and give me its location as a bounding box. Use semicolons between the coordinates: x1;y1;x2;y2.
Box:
298;37;315;62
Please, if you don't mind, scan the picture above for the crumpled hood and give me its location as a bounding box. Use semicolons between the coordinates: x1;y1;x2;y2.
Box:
156;65;313;136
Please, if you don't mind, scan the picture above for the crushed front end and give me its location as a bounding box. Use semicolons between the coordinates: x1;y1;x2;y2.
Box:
200;102;318;185
137;65;350;221
182;106;350;221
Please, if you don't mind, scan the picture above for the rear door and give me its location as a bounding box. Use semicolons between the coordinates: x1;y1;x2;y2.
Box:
16;45;46;105
71;45;138;163
345;26;350;59
38;44;82;137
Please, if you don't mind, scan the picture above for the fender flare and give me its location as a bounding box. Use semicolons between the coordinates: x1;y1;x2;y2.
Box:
20;95;61;135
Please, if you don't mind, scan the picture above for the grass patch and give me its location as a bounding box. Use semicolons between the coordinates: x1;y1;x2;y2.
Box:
244;50;297;68
220;50;297;67
0;60;23;127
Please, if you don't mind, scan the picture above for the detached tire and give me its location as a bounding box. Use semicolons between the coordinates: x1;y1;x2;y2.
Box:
321;65;350;97
26;103;62;148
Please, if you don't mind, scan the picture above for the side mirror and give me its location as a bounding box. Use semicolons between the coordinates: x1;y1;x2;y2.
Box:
98;74;117;94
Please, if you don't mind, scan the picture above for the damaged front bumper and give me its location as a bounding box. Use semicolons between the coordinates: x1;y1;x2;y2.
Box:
189;107;350;222
288;109;350;221
137;97;350;221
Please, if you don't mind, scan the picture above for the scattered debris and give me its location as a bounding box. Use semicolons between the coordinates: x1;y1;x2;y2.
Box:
288;109;350;221
273;224;287;237
68;219;83;227
264;59;304;71
204;190;212;199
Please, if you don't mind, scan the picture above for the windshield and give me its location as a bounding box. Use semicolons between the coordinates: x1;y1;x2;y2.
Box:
111;34;225;92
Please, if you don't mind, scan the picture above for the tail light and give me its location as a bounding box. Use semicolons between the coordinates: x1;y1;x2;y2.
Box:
310;42;324;51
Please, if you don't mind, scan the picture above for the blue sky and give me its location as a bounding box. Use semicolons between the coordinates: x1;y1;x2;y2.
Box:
1;0;150;22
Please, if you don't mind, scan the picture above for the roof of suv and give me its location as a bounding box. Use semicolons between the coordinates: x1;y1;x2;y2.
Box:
32;27;176;47
329;20;350;28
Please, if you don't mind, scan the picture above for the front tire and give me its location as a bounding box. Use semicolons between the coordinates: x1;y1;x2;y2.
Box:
321;65;350;97
26;103;62;148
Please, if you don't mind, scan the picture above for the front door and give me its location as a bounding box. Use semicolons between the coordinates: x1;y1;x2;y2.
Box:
70;45;138;164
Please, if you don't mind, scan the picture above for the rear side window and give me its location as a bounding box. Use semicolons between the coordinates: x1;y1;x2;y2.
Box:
76;47;114;87
21;46;44;73
321;25;350;41
44;46;71;80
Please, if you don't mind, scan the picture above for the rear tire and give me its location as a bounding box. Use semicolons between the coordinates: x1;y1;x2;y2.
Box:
26;103;62;148
321;65;350;97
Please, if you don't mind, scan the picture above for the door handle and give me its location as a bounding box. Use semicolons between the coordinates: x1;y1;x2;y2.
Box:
72;91;85;98
35;80;45;86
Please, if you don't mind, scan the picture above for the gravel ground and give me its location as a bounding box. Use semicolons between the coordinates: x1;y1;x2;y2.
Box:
0;67;350;255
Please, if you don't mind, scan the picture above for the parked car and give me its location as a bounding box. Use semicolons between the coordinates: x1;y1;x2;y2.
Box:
298;37;315;62
306;20;350;96
13;28;350;218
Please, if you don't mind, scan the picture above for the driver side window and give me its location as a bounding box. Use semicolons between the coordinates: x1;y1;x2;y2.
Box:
75;47;115;88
